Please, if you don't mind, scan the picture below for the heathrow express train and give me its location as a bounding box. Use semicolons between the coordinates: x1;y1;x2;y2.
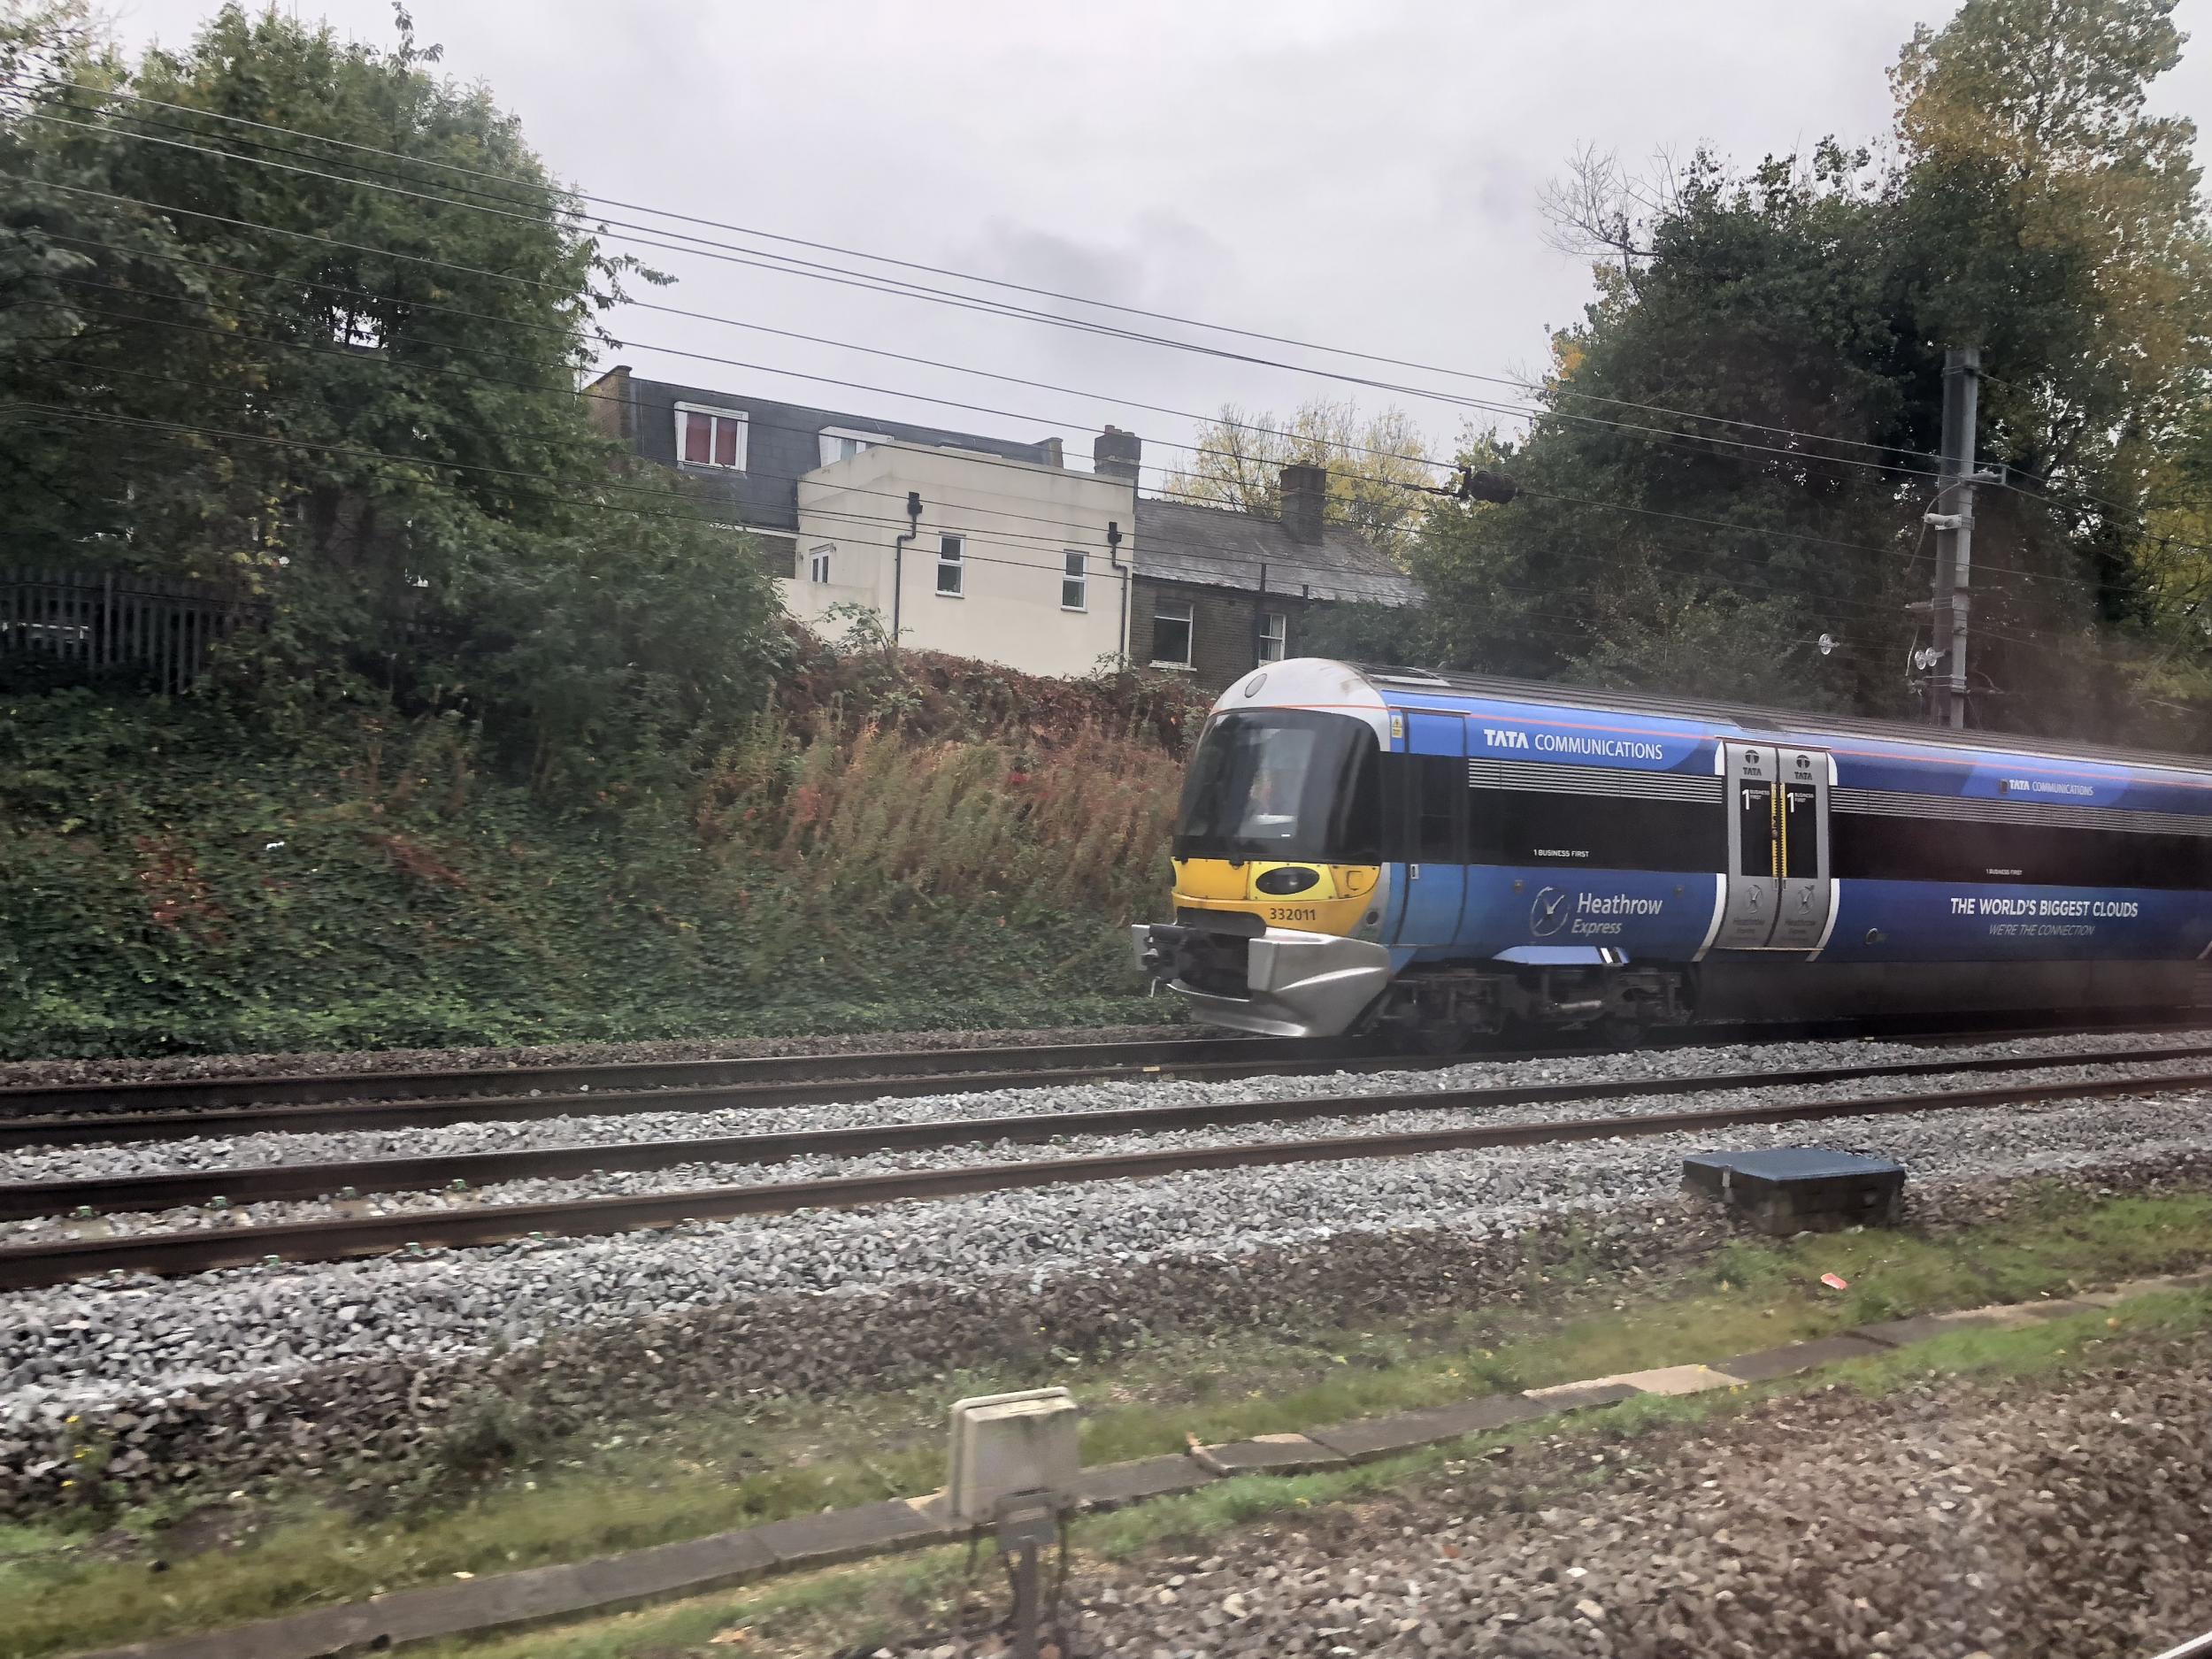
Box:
1131;658;2212;1041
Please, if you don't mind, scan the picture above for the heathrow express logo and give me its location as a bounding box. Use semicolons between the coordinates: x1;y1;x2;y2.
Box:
1530;887;1569;937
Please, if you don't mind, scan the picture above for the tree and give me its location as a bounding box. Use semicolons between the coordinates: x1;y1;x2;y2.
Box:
1160;397;1435;559
1407;0;2212;742
1894;0;2208;621
0;3;785;786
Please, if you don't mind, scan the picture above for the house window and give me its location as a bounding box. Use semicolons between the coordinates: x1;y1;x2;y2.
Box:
810;545;833;584
676;403;746;470
936;534;964;595
1151;600;1193;667
818;427;889;468
1259;610;1287;663
1061;550;1087;611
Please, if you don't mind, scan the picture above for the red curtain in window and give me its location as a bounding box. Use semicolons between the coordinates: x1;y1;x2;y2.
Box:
714;419;739;467
683;411;710;464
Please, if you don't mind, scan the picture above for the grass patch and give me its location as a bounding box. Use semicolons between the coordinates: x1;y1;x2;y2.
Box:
8;1194;2212;1658
413;1285;2212;1659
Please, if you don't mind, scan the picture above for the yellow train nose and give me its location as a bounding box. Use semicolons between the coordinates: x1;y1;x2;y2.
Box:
1170;858;1377;937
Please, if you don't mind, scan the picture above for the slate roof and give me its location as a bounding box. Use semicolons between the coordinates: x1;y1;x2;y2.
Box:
612;373;1059;535
1135;497;1420;606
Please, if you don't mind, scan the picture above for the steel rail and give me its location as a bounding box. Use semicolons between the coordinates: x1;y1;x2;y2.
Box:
0;1033;1356;1118
12;1048;2212;1224
10;1034;2212;1163
0;1048;1451;1150
4;1064;2209;1290
5;1012;2192;1121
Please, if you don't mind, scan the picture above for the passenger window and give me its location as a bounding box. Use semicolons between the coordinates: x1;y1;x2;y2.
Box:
1416;756;1462;862
1781;783;1820;878
1738;782;1777;877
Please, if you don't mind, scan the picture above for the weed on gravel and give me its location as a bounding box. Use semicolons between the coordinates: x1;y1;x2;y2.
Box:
404;1286;2212;1659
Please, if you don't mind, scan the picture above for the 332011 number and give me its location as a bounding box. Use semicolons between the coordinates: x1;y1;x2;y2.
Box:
1268;906;1318;923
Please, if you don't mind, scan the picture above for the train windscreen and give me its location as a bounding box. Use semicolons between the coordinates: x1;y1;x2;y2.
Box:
1174;710;1381;863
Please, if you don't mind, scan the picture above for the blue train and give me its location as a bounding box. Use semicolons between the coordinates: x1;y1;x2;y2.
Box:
1132;658;2212;1040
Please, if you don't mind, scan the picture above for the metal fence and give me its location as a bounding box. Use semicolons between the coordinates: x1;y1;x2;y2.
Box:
0;567;261;694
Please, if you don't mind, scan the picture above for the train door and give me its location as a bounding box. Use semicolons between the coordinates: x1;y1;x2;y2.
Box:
1717;742;1832;951
1399;711;1467;948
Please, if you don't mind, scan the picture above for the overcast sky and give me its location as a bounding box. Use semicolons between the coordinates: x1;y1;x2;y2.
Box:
103;1;2212;486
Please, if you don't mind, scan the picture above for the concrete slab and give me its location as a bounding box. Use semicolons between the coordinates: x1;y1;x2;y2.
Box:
1952;1301;2058;1328
2016;1298;2099;1320
1309;1394;1546;1463
1712;1333;1886;1382
73;1526;791;1659
1074;1455;1217;1509
749;1496;960;1573
1520;1380;1643;1410
1196;1432;1346;1476
1586;1363;1736;1397
1851;1310;2009;1348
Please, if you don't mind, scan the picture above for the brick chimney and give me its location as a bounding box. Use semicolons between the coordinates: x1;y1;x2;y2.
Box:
1036;437;1064;468
1093;426;1142;485
584;364;634;442
1280;463;1326;543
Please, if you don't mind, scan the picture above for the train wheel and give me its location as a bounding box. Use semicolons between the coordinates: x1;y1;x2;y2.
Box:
1413;1022;1471;1056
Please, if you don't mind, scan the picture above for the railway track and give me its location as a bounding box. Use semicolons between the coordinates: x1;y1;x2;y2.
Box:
0;1043;1441;1150
4;1016;2200;1148
0;1033;1354;1119
4;1045;2210;1290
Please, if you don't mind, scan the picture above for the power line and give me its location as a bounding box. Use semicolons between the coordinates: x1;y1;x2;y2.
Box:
12;182;1955;580
58;80;2198;591
12;298;1422;598
42;257;1950;609
0;400;1673;657
31;78;1953;473
7;382;2071;657
12;353;2055;652
21;288;1978;628
3;107;1948;489
11;120;2116;610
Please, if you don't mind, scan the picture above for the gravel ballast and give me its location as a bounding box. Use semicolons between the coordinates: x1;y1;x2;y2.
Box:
7;1027;2212;1509
2;1155;2207;1509
9;1028;2212;1188
8;1086;2212;1386
884;1353;2212;1659
6;1056;2212;1243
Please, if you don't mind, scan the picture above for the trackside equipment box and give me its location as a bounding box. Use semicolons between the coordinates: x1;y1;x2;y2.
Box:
1683;1148;1905;1234
947;1387;1079;1523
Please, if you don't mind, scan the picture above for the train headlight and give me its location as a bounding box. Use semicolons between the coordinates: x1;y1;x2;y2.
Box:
1255;865;1320;895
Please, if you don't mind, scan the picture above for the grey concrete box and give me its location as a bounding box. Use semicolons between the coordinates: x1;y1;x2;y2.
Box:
947;1387;1079;1523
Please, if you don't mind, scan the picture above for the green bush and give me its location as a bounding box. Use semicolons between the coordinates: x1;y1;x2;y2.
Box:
0;667;1194;1059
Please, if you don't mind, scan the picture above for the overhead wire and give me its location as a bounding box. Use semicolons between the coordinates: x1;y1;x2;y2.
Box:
2;103;1952;490
5;92;2121;642
31;78;1954;472
9;303;1422;599
10;347;2038;650
30;260;1966;602
2;400;1675;657
10;185;1970;585
17;289;1988;634
49;78;2193;588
